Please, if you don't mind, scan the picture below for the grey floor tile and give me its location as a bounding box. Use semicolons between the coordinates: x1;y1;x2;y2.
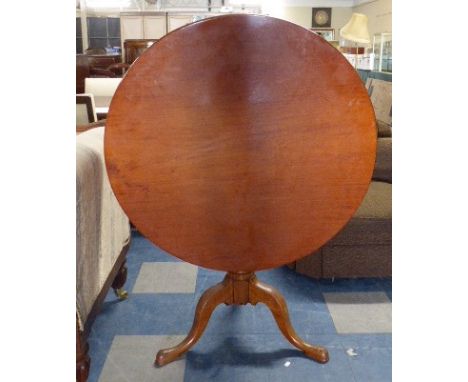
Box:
98;335;186;382
133;262;198;293
323;292;391;334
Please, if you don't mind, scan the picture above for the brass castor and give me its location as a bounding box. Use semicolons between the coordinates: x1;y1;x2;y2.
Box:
114;288;128;300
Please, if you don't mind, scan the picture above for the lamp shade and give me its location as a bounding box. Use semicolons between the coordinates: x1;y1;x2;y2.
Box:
340;13;370;44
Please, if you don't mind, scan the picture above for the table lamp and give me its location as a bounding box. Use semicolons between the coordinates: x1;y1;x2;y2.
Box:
340;13;370;68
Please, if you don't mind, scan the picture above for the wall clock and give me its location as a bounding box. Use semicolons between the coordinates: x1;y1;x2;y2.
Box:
312;8;332;28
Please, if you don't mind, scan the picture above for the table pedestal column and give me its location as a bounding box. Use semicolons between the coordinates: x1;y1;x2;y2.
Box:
155;272;329;367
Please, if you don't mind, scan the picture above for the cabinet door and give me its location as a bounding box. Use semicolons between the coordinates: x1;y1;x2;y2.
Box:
143;15;167;39
121;16;144;40
167;15;193;32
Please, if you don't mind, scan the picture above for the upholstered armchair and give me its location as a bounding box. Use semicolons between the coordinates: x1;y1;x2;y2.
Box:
76;125;131;381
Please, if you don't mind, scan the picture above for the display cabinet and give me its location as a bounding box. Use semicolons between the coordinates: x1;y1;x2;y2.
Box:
373;33;392;73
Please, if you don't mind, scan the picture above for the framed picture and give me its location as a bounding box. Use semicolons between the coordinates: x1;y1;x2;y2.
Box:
311;28;335;42
312;8;332;28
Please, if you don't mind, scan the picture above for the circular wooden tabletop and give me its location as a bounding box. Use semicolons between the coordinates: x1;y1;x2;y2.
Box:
105;15;376;272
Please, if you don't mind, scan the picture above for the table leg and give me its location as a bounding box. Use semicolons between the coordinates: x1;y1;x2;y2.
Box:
249;275;329;363
154;272;329;366
155;275;232;366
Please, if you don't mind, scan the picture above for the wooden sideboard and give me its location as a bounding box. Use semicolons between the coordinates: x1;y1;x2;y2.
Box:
85;53;121;69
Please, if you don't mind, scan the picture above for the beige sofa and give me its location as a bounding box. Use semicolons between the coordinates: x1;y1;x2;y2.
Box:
76;125;131;382
291;76;392;279
291;123;392;278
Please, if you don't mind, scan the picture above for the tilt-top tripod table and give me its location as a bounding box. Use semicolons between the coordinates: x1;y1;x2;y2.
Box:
104;14;376;367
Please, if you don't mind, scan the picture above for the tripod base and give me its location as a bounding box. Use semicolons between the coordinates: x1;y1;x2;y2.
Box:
155;272;329;367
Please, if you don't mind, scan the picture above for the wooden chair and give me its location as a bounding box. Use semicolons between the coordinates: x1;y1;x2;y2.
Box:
77;54;115;94
76;94;97;126
84;77;122;116
107;62;131;77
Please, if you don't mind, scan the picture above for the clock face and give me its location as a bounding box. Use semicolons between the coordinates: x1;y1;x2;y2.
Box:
312;8;332;28
315;11;329;26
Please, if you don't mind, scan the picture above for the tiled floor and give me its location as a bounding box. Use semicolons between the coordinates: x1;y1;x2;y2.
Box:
87;231;392;382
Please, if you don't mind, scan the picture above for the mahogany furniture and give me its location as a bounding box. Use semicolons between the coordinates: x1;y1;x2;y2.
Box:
76;55;114;94
76;54;122;94
106;62;130;76
76;54;92;94
123;39;159;65
85;52;122;69
105;15;376;367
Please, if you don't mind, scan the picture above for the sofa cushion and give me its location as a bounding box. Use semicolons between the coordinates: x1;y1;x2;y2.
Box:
322;245;391;278
366;78;392;126
377;120;392;138
356;181;391;219
373;137;392;183
329;181;391;246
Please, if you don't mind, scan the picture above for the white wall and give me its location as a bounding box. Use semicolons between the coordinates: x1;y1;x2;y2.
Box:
268;6;353;38
352;0;392;37
330;7;353;35
78;1;391;52
265;0;391;43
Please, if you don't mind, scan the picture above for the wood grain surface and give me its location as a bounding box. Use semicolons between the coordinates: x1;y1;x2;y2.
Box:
105;14;376;272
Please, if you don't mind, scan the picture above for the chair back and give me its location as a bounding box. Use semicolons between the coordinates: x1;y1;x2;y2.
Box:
76;94;97;125
85;77;122;98
76;54;91;93
107;63;131;77
84;78;122;108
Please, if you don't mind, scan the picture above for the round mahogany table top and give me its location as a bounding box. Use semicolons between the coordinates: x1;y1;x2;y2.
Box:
105;15;376;272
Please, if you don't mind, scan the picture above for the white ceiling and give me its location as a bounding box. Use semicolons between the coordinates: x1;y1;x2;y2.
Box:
273;0;374;6
82;0;375;10
228;0;375;6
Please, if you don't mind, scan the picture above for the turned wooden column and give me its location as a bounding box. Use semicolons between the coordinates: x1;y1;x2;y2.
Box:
104;14;376;368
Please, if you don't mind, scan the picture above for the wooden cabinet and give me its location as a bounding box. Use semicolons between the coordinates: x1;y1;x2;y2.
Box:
121;13;167;60
121;13;167;40
121;15;144;40
143;15;167;39
167;14;193;32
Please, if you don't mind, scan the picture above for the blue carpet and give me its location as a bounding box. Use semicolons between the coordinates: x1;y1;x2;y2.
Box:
87;231;391;382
